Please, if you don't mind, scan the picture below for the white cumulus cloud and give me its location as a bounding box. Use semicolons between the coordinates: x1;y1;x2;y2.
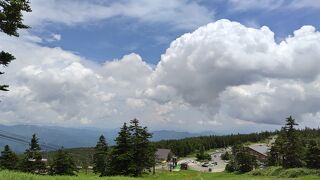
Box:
1;19;320;131
147;19;320;126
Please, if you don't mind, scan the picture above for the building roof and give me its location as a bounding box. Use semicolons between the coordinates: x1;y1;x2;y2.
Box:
248;144;269;156
156;148;171;160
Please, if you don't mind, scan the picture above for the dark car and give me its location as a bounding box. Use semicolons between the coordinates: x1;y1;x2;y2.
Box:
202;163;209;167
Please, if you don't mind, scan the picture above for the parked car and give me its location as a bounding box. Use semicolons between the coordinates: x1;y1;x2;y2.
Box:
202;163;209;167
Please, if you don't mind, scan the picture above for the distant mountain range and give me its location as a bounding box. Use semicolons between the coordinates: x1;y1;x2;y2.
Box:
0;124;213;153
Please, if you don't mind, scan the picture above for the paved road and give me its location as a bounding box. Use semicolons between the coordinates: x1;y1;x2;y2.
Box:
178;149;228;172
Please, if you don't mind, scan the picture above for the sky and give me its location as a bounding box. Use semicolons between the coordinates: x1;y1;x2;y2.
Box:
1;0;320;133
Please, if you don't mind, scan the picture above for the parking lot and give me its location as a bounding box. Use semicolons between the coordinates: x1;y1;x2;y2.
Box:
178;149;228;172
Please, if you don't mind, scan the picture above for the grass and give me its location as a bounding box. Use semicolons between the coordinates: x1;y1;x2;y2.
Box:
0;170;319;180
249;166;320;178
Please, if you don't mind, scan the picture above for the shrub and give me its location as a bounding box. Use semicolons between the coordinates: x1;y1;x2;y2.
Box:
249;166;320;178
221;151;231;160
225;159;237;172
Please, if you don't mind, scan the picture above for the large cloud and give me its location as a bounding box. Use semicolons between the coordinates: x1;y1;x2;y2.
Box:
1;19;320;131
147;19;320;125
0;33;197;130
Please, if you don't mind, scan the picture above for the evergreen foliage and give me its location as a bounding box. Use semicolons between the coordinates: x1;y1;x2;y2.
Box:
93;135;108;176
268;116;304;169
281;116;304;168
196;146;211;161
267;136;284;166
221;151;231;161
154;131;273;157
0;145;18;170
305;140;320;169
0;0;31;91
20;134;46;174
235;149;257;173
49;148;77;176
108;119;155;177
129;118;155;177
107;123;132;176
226;144;257;173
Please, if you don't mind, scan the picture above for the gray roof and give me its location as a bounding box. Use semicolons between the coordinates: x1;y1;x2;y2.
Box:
248;144;269;156
156;149;171;160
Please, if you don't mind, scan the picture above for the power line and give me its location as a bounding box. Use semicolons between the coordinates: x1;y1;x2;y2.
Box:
0;131;59;151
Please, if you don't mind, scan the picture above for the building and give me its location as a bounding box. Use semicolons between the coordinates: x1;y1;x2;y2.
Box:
246;144;269;162
155;149;173;162
28;158;48;162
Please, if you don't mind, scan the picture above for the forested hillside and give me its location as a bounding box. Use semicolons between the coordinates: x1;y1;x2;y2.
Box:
153;131;274;157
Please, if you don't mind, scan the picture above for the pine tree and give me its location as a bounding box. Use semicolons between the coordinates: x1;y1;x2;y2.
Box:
107;123;132;176
226;144;256;173
0;145;18;170
129;118;155;177
196;146;211;161
305;140;320;169
267;136;284;166
20;134;46;173
0;0;31;91
267;144;280;166
49;148;77;176
235;149;256;173
93;135;108;176
281;116;304;168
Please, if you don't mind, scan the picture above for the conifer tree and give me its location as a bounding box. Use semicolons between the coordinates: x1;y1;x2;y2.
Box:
107;123;132;176
0;0;31;91
305;140;320;169
50;148;77;176
0;145;18;170
93;135;108;176
196;146;211;161
20;134;46;173
226;144;256;173
235;149;256;173
281;116;304;168
129;118;155;177
267;136;284;166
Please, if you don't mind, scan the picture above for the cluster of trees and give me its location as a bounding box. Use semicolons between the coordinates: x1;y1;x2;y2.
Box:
220;151;231;160
0;119;155;177
92;119;155;177
154;131;273;157
225;116;320;174
225;144;257;173
0;134;77;175
267;116;320;169
196;146;211;161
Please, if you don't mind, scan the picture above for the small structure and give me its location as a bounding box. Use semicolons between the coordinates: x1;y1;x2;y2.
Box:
246;144;269;162
155;149;173;162
28;158;48;162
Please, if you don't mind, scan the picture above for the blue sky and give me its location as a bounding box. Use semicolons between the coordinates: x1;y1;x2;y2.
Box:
28;0;320;64
1;0;320;132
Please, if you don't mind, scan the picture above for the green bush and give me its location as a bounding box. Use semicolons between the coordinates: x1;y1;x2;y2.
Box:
221;151;231;160
249;166;320;178
278;168;320;178
225;159;237;172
